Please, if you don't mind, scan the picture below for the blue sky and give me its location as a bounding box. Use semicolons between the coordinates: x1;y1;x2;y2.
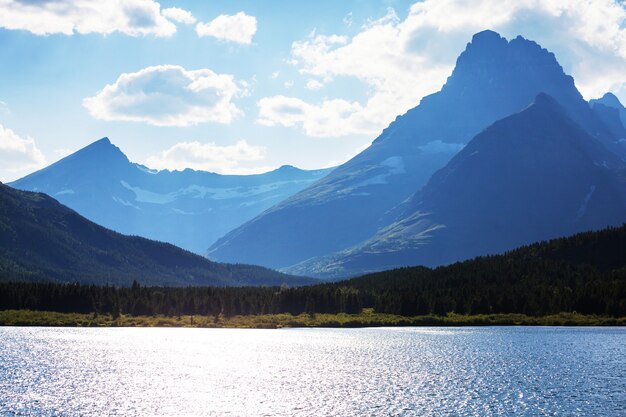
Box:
0;0;625;181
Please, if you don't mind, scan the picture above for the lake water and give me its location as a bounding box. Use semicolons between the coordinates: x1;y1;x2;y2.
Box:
0;327;624;416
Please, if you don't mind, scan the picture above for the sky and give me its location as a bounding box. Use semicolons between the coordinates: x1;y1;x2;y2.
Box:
0;0;625;182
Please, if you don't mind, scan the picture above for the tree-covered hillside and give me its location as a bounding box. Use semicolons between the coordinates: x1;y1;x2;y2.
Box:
0;183;315;287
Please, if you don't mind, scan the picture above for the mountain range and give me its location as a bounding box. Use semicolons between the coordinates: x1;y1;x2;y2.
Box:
286;94;626;277
10;138;331;254
6;30;626;282
207;30;626;274
0;182;315;286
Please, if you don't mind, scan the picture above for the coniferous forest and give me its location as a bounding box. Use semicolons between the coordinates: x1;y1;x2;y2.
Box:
1;225;625;318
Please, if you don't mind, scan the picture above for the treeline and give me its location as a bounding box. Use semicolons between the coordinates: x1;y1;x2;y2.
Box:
0;258;623;317
1;225;625;318
0;281;362;317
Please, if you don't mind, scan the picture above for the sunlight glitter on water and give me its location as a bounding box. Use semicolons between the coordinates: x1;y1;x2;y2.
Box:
0;327;625;416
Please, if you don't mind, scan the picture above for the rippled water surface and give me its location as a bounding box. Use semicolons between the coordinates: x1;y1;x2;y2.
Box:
1;327;625;416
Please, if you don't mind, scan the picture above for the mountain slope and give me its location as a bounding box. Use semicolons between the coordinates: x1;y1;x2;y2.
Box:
0;183;315;286
339;224;626;317
10;138;331;254
291;94;626;277
208;30;625;269
590;92;626;132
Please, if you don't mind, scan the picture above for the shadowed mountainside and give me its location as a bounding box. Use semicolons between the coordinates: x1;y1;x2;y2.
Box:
287;94;626;278
0;182;316;287
208;30;626;271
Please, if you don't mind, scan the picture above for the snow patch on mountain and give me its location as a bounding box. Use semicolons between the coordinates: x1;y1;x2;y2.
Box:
351;156;406;190
418;140;465;154
120;181;177;204
120;179;318;204
55;189;75;196
112;196;141;210
576;185;596;219
136;165;158;175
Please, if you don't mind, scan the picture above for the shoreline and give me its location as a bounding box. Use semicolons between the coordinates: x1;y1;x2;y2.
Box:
1;309;625;328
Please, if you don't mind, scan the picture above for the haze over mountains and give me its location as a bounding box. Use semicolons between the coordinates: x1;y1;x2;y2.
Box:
10;138;331;254
0;182;314;287
207;30;626;274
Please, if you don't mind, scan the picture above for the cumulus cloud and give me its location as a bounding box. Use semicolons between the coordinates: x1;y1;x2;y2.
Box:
260;0;626;138
162;7;196;25
0;124;46;182
0;0;177;36
257;95;377;137
305;79;324;90
145;140;270;174
196;12;257;44
83;65;244;127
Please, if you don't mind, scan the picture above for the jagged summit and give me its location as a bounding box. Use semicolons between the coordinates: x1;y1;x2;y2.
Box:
471;29;504;43
77;136;124;155
93;136;111;145
441;30;576;101
462;29;508;57
61;136;129;168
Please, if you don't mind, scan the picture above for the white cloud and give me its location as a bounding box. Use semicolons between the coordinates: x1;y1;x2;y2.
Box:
257;95;377;137
145;140;270;174
0;101;9;115
261;0;626;138
162;7;196;25
343;12;353;28
283;80;294;88
0;124;46;182
271;71;280;80
83;65;244;127
196;12;257;44
322;142;371;168
305;79;324;90
0;0;177;36
54;148;73;159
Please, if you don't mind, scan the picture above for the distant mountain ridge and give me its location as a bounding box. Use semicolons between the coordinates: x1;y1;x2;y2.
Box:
208;30;626;271
590;92;626;132
10;138;331;253
287;94;626;277
0;182;315;287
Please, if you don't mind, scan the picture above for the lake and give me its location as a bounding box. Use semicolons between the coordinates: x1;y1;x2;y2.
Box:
0;327;624;416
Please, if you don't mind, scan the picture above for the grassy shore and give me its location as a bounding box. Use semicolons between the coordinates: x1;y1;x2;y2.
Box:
1;309;625;328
